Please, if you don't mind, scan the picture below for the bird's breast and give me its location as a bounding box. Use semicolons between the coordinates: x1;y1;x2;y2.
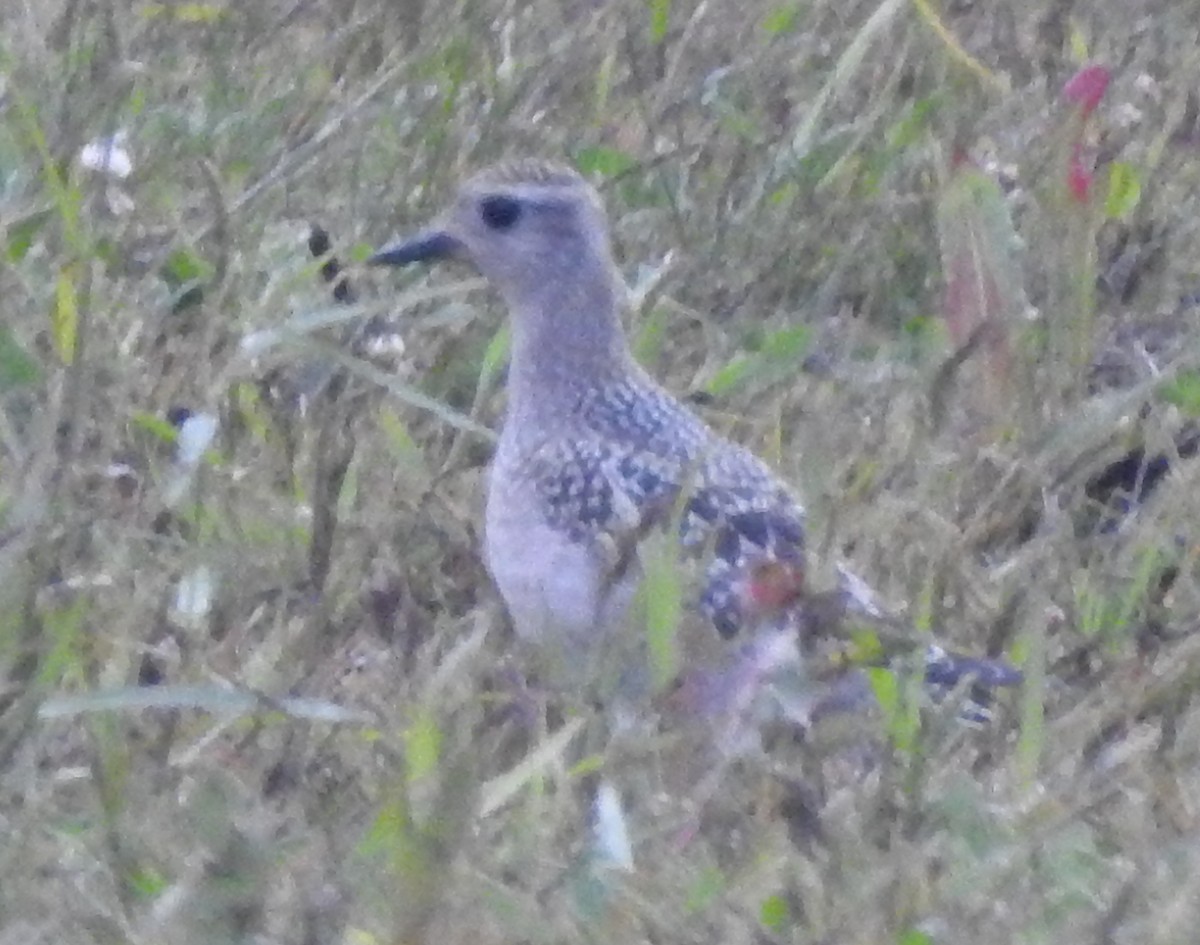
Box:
483;468;636;644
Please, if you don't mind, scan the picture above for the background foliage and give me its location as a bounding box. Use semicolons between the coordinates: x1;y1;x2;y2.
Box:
2;0;1200;942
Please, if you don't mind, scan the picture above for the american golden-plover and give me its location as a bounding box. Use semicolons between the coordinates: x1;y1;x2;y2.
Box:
369;159;1020;704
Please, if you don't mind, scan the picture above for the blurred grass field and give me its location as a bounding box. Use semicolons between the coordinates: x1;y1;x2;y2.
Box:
3;0;1200;942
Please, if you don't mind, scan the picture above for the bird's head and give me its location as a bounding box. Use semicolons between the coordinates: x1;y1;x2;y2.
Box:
369;159;617;311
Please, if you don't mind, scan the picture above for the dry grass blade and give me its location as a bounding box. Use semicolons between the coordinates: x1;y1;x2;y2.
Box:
298;335;497;440
38;684;372;723
752;0;908;206
239;279;487;357
478;717;586;818
910;0;1009;91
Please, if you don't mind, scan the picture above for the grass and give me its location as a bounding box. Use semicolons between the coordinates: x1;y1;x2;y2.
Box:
3;0;1200;942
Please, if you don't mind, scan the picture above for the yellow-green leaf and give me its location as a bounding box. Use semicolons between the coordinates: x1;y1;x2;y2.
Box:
867;665;898;718
1160;370;1200;417
641;538;682;691
51;265;78;365
848;627;885;664
5;208;53;262
574;146;637;179
405;709;442;782
761;4;801;35
160;246;214;288
131;410;181;444
1067;19;1090;63
685;865;726;911
126;866;169;899
141;2;225;21
649;0;671;43
866;666;919;753
478;323;510;391
760;894;790;930
705;355;751;396
1104;162;1141;220
0;325;40;389
633;305;668;367
175;3;225;21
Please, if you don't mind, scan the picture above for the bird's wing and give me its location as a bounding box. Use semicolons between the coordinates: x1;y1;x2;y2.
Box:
523;435;807;636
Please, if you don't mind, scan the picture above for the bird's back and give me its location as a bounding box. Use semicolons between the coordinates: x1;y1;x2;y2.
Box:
492;361;808;639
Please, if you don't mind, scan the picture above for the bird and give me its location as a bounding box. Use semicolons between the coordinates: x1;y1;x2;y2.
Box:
366;158;1020;712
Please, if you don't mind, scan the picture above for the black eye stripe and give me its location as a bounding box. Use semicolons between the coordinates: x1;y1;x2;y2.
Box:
480;194;522;230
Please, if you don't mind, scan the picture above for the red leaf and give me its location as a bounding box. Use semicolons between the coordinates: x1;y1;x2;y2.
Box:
1067;143;1094;203
935;159;1026;414
1062;64;1110;118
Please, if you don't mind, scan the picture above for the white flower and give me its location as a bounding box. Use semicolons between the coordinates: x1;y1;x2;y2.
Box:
80;131;132;179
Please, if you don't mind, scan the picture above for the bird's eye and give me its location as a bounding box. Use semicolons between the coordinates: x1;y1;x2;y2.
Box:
479;194;522;231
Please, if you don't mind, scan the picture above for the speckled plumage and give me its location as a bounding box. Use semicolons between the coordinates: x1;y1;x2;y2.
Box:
506;373;807;638
367;161;1020;704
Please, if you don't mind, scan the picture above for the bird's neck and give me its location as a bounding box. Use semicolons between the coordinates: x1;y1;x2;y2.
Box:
504;267;634;412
